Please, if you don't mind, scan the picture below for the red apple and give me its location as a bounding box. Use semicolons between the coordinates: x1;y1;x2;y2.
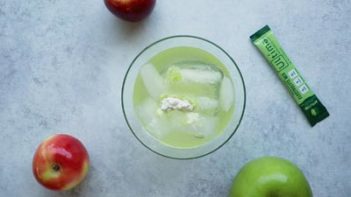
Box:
32;134;90;190
104;0;156;22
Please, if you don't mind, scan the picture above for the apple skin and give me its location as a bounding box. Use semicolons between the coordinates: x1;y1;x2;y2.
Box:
32;134;89;191
229;156;312;197
104;0;156;22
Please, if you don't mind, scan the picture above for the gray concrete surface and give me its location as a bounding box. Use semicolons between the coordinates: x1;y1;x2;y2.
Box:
0;0;350;196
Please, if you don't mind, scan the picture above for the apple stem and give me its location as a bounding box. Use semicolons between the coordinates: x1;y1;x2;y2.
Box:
52;164;61;172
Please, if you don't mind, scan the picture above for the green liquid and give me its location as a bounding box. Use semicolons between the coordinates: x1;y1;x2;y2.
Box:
133;47;235;148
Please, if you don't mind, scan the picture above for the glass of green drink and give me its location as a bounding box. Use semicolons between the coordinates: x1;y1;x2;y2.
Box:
122;36;246;159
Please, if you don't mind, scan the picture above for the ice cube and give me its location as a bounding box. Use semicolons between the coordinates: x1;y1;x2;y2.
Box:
147;116;170;138
180;68;222;84
219;77;234;111
186;112;200;124
137;98;158;123
174;113;217;138
137;98;167;138
151;111;192;138
168;63;223;85
196;97;219;111
190;116;218;138
140;63;166;99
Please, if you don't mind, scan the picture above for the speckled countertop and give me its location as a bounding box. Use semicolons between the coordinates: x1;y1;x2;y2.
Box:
0;0;350;196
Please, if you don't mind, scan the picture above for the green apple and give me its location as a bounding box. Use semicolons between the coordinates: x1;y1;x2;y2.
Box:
229;156;313;197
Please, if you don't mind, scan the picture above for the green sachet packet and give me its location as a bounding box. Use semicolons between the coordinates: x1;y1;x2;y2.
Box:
250;25;329;126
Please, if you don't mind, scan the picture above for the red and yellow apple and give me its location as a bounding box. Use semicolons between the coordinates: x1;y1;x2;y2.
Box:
104;0;156;22
32;134;90;190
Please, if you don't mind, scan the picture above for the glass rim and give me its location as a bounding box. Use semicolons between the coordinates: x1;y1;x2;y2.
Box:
121;35;246;160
